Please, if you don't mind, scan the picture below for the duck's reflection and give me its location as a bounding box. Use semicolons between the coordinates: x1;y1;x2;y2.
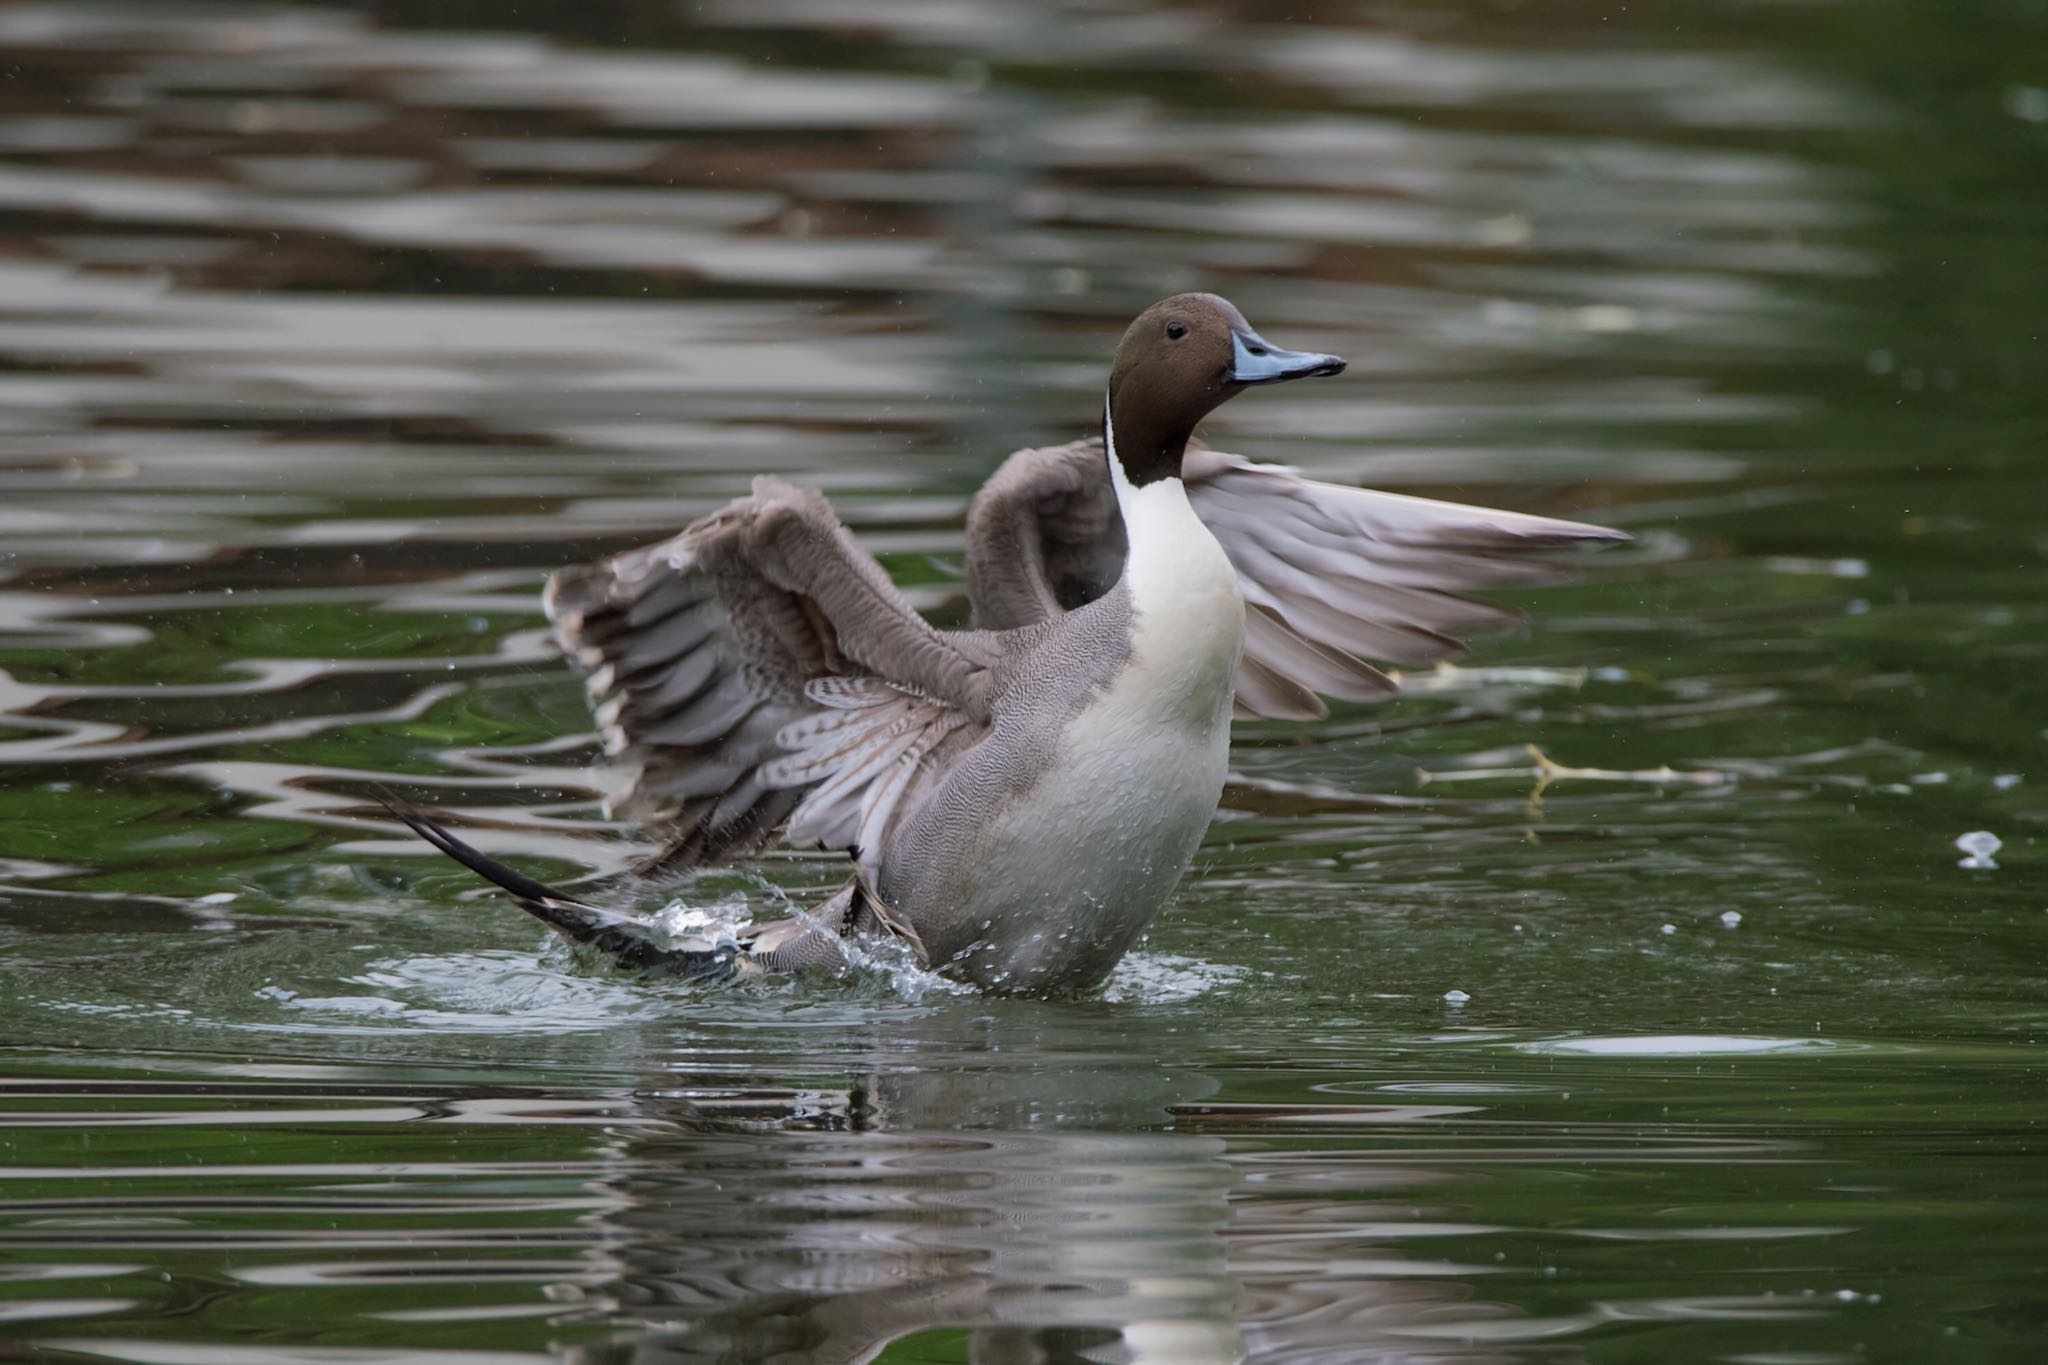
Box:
579;1125;1238;1364
558;1001;1543;1364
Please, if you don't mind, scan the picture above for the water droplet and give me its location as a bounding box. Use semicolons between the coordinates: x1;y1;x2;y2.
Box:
2006;84;2048;123
1955;830;2001;870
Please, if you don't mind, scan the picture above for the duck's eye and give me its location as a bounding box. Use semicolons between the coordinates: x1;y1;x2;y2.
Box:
1165;321;1188;340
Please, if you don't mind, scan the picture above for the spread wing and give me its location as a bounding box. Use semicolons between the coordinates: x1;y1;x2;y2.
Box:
963;437;1124;630
546;476;993;878
965;438;1628;722
1182;446;1629;719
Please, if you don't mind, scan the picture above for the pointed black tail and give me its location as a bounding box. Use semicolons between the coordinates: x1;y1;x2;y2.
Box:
378;795;738;982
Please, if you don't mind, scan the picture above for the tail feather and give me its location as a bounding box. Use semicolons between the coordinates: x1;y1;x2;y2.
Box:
379;795;737;982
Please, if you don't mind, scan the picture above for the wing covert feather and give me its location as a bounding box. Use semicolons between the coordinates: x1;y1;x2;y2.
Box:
964;438;1124;629
546;477;991;875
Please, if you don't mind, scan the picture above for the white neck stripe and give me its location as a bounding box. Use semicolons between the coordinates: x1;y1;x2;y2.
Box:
1103;388;1137;514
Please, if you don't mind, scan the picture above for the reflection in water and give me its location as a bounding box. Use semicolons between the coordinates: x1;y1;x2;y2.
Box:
582;1124;1246;1364
3;0;2047;1360
0;1007;2035;1364
562;1008;1535;1365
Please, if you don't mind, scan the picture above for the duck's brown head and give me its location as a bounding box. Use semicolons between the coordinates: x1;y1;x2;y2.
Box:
1105;293;1345;487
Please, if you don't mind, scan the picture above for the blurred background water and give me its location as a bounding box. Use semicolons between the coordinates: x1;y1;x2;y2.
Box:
0;0;2044;1361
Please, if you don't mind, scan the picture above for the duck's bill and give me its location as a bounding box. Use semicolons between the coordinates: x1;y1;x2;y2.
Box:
1230;330;1347;385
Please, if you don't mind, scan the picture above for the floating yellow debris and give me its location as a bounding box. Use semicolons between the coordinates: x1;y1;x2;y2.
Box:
1416;744;1727;802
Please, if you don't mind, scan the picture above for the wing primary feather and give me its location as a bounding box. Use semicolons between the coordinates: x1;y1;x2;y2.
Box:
1241;604;1397;701
1180;448;1624;717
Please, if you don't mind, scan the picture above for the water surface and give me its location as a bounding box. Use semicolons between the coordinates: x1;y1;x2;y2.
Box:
1;1;2044;1361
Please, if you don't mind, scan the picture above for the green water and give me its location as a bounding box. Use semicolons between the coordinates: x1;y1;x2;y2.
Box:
0;0;2044;1360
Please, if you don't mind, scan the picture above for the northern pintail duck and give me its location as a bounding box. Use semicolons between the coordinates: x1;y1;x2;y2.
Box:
395;294;1626;993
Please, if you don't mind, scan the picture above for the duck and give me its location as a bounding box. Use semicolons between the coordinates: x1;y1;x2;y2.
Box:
392;293;1627;994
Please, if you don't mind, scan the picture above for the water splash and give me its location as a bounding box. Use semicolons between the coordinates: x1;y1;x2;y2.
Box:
1101;953;1249;1005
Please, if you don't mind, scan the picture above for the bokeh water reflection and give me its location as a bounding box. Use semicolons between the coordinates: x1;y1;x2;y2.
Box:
1;0;2045;1361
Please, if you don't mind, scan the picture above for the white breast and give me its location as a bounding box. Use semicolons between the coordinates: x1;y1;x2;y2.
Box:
1053;466;1243;852
938;455;1246;989
1109;470;1246;732
1012;465;1244;961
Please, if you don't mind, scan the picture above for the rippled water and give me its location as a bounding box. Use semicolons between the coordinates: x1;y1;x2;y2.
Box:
2;1;2045;1360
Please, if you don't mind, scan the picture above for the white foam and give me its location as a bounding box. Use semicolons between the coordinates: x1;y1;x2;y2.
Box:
1519;1035;1859;1058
